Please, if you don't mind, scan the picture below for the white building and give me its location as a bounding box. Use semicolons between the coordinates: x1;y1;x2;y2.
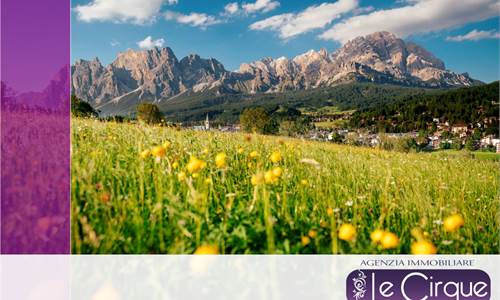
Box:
193;114;210;131
205;114;210;130
480;136;500;148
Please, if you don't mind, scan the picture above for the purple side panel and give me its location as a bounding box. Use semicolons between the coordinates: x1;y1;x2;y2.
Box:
1;0;70;253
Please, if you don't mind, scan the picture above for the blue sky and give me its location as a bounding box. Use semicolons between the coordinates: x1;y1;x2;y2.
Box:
72;0;500;82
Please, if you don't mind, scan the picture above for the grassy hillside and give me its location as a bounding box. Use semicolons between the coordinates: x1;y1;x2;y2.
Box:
72;118;499;254
157;83;435;123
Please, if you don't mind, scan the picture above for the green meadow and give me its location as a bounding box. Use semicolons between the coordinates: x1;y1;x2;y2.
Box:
71;118;499;254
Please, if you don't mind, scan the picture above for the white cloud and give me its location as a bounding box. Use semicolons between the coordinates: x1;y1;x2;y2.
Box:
320;0;500;44
352;6;374;15
447;29;500;42
250;0;358;39
165;11;221;28
110;39;120;47
242;0;280;14
74;0;166;24
166;0;178;4
224;2;240;15
137;36;165;49
250;14;293;33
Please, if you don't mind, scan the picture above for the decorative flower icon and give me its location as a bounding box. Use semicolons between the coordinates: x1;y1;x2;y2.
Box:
353;270;367;299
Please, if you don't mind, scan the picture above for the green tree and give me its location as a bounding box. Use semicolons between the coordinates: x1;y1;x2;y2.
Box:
71;95;98;117
278;120;295;136
137;103;163;125
271;105;312;136
441;141;452;150
349;81;499;133
278;117;313;136
329;132;345;144
240;107;272;134
465;138;476;151
452;138;463;150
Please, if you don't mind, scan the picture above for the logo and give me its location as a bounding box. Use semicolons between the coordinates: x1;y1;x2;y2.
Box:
346;269;491;300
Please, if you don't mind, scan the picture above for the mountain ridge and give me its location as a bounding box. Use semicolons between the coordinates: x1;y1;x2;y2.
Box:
71;31;478;116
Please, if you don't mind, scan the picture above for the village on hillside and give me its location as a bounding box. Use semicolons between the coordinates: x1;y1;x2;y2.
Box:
189;112;500;153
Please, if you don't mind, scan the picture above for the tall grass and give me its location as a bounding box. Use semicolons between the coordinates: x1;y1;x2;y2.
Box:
71;118;499;254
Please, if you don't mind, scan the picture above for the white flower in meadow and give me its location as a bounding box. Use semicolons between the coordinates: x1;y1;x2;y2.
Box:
300;158;321;169
433;219;443;225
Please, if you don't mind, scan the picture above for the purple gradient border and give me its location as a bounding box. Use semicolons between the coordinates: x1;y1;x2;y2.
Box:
1;0;70;253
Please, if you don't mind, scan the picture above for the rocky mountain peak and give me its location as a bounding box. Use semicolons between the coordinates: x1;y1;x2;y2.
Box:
331;31;461;83
179;54;227;87
182;53;202;62
406;42;445;70
72;31;477;115
114;47;178;69
319;48;328;58
367;31;398;40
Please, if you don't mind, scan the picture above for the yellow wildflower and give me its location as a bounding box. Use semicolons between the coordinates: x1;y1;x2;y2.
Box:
172;161;179;169
204;178;213;185
270;151;282;163
326;207;334;217
177;172;187;181
411;240;437;255
443;214;464;232
338;223;356;241
140;149;150;159
380;232;399;249
263;167;283;184
370;229;385;243
237;147;244;154
300;179;309;186
264;170;275;184
272;167;283;178
251;172;265;186
187;156;206;174
202;148;209;155
215;152;227;168
194;245;219;255
151;146;166;158
249;150;259;159
411;228;424;240
301;236;311;246
308;230;317;239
